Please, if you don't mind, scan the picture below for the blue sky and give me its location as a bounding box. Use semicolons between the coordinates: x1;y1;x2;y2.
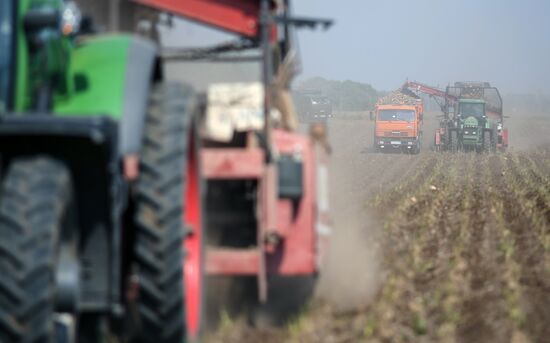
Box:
164;0;550;93
294;0;550;93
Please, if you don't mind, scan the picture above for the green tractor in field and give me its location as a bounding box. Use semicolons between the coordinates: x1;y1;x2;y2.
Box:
0;0;192;341
436;82;508;152
448;97;496;152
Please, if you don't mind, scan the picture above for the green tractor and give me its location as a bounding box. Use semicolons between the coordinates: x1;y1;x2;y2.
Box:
0;0;193;341
449;97;495;152
436;82;507;152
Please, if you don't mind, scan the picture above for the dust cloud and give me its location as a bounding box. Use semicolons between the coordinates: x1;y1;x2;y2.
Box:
313;118;383;311
315;208;380;311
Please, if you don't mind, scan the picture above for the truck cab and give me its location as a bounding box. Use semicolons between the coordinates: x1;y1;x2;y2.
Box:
374;103;423;153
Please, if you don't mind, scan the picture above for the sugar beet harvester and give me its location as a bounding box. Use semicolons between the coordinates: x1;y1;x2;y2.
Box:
403;81;509;152
0;0;332;342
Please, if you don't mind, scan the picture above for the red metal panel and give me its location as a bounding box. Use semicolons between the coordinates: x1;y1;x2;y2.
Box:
201;148;264;179
266;130;317;275
132;0;260;37
275;200;292;237
182;133;203;340
262;165;278;234
256;165;273;301
205;248;261;275
502;128;509;147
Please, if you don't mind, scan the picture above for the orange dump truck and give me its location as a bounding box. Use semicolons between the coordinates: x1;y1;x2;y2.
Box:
374;91;424;154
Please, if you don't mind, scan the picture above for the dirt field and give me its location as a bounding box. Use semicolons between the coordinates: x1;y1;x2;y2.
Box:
206;112;550;343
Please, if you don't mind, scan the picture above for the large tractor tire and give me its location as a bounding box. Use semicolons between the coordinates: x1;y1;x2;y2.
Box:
0;158;76;343
132;83;194;343
450;130;459;152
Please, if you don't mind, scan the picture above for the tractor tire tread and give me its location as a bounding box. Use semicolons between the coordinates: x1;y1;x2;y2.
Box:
132;82;193;343
0;157;71;343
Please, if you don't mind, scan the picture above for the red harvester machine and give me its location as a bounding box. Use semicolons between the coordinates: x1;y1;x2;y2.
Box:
83;0;334;339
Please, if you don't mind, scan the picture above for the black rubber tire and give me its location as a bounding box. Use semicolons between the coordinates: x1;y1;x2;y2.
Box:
0;157;73;343
131;83;194;343
450;130;459;152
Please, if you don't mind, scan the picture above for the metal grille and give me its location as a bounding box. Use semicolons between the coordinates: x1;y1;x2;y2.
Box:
384;132;409;137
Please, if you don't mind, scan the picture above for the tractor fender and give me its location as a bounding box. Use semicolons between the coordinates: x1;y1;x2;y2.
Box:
54;34;159;155
119;37;157;155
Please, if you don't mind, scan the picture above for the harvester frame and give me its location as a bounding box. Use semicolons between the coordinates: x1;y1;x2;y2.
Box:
130;1;333;338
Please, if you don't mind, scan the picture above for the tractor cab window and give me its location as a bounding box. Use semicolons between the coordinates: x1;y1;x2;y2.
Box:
459;102;485;117
378;109;415;122
0;0;14;111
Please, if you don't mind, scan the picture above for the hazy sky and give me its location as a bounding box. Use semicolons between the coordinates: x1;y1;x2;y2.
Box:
163;0;550;93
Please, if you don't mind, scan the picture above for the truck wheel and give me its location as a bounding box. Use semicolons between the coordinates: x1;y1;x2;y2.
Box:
132;83;194;343
450;130;458;152
484;131;492;153
0;158;76;343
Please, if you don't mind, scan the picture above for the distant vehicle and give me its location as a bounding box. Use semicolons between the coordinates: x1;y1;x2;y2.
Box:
294;91;333;122
402;81;509;152
374;91;424;154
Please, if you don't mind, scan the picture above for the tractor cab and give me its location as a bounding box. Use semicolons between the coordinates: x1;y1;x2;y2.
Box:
458;99;485;119
458;99;487;148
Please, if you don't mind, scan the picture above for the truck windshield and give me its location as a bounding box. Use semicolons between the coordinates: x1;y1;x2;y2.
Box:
311;96;329;105
459;102;484;117
0;0;14;112
378;110;415;122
